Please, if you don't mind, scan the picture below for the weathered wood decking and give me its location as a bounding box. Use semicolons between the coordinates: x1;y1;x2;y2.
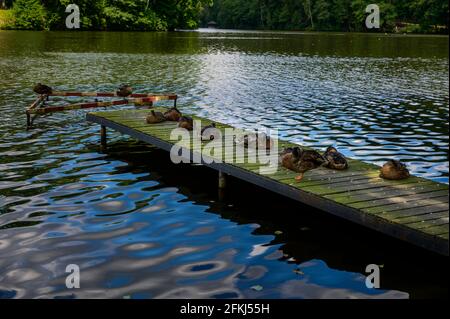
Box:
86;108;449;256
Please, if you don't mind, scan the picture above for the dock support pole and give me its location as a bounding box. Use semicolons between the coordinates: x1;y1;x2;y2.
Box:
26;113;31;130
100;125;107;152
218;171;227;189
218;171;227;201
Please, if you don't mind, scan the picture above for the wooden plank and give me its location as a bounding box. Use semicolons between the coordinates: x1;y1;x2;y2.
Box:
255;168;377;184
359;196;449;214
347;190;449;209
277;174;411;189
394;211;449;223
406;218;449;230
293;178;431;196
376;204;449;218
326;184;448;204
416;224;449;235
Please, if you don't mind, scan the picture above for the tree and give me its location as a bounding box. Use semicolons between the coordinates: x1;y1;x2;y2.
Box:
151;0;212;30
102;0;166;31
12;0;47;30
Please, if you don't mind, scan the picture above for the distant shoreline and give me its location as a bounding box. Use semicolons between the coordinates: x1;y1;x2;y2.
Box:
0;28;448;38
0;7;448;36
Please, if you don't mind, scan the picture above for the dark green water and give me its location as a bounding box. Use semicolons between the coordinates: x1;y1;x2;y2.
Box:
0;30;448;299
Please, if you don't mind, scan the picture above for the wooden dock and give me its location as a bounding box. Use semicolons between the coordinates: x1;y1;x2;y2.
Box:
86;108;449;256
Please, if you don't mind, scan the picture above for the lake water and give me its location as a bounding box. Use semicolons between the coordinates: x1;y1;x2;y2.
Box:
0;29;448;299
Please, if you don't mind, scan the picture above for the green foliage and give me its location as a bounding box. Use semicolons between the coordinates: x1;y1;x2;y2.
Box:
0;9;15;29
153;0;213;30
7;0;210;30
409;0;449;32
102;0;167;31
11;0;46;30
203;0;449;33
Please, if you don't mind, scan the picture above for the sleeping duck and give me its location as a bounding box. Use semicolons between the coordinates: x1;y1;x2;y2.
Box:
33;83;53;95
201;123;218;141
380;160;410;180
178;116;194;131
117;85;133;97
279;147;327;182
236;133;273;150
323;146;348;170
164;107;182;122
146;110;166;124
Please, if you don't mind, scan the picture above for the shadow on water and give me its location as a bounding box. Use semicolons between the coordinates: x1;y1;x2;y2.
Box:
105;141;449;299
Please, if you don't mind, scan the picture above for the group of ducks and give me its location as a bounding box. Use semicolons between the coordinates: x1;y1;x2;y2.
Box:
279;145;410;182
145;106;410;183
146;107;218;141
279;146;348;181
35;84;411;183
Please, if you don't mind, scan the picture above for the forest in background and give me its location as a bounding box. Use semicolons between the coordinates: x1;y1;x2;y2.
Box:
0;0;448;33
201;0;449;33
0;0;212;30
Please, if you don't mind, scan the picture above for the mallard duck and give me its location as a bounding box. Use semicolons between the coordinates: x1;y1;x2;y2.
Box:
279;147;298;171
380;160;410;180
117;85;132;97
279;147;327;182
323;146;348;170
201;123;218;141
146;110;166;124
236;133;273;150
178;116;193;131
164;107;182;122
33;83;52;95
